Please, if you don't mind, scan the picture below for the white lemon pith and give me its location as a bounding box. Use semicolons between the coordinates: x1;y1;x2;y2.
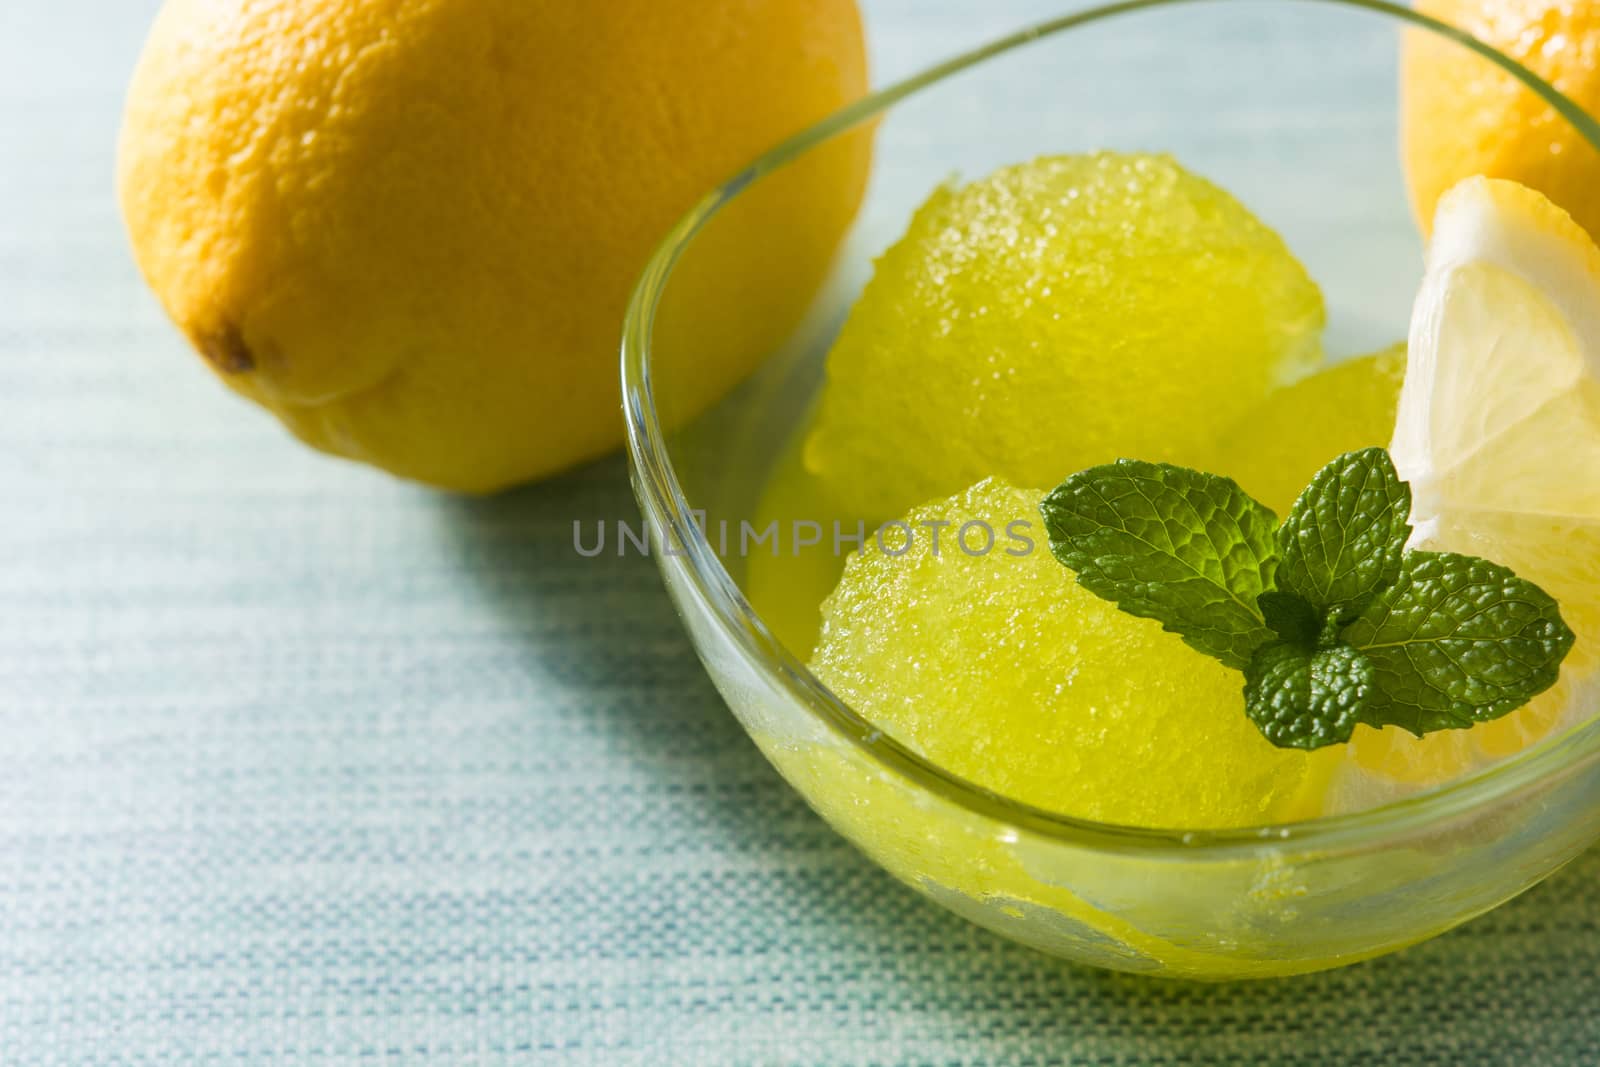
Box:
1336;179;1600;801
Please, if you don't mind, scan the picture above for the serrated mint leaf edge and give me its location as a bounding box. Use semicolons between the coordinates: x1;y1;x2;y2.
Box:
1041;459;1279;671
1275;447;1411;624
1243;641;1375;750
1342;549;1576;736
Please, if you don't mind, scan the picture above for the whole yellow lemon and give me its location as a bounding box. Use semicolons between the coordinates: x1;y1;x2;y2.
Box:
1403;0;1600;242
118;0;871;491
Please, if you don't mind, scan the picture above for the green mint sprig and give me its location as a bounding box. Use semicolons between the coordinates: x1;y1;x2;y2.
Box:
1040;448;1575;750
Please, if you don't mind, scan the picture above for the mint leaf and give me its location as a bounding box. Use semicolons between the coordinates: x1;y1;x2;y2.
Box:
1343;550;1575;735
1257;590;1320;646
1244;642;1375;749
1042;448;1577;753
1041;459;1279;670
1276;447;1410;624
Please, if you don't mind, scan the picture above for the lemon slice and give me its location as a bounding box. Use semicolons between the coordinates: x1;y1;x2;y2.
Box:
1332;178;1600;807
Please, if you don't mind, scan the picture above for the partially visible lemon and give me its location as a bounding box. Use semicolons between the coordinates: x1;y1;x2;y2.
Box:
118;0;871;491
801;153;1324;521
808;479;1325;830
1403;0;1600;243
1329;178;1600;807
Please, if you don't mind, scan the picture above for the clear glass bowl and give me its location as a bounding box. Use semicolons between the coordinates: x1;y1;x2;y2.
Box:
621;0;1600;979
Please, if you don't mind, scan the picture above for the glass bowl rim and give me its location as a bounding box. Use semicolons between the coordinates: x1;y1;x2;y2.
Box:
621;0;1600;857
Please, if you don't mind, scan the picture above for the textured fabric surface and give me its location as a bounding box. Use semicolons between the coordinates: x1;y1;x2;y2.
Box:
3;1;1599;1064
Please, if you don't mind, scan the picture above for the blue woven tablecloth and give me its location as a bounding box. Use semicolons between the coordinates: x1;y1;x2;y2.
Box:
4;1;1599;1062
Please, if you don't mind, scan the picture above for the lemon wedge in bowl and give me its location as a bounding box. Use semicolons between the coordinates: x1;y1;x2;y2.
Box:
1331;178;1600;806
